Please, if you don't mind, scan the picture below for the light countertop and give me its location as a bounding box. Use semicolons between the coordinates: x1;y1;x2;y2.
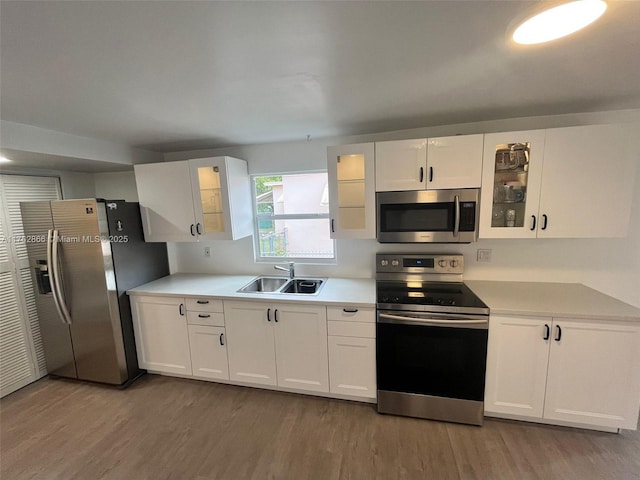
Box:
466;280;640;323
127;273;376;307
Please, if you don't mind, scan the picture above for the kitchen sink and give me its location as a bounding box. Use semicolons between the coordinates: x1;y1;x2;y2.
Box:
237;276;289;293
280;278;325;295
237;276;326;295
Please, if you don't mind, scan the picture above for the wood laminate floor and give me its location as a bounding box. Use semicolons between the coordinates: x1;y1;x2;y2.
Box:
1;375;639;480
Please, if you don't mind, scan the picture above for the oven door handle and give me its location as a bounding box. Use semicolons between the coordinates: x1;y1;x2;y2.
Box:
378;312;488;329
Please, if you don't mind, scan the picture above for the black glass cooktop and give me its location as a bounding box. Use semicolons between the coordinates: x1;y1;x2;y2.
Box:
376;281;488;309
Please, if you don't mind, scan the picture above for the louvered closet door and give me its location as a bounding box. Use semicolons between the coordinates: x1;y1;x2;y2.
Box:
0;175;61;397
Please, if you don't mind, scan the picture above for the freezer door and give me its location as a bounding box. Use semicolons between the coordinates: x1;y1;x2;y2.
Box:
51;199;128;384
20;201;77;378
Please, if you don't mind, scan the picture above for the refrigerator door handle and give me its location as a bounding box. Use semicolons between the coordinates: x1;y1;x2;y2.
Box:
47;229;67;325
49;229;73;325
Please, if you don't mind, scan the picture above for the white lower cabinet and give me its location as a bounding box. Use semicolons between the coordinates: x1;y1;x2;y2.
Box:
188;325;229;380
130;296;192;376
327;306;376;399
224;300;329;393
485;315;640;430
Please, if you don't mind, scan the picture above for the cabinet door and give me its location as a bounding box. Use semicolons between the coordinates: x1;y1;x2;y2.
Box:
134;161;197;242
328;336;376;398
189;156;253;241
188;325;229;380
544;318;640;430
130;296;192;376
484;315;550;418
479;130;546;239
538;124;638;238
375;139;427;191
273;304;329;393
224;300;277;386
427;134;484;189
327;143;376;239
189;157;232;240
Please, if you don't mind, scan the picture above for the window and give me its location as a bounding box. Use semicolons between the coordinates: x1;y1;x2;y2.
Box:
253;173;335;261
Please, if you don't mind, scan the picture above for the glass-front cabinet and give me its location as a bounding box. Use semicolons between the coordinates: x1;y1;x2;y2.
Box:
479;130;546;239
189;157;253;241
327;143;376;239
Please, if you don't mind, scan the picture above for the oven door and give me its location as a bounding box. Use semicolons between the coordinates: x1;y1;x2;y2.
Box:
376;310;488;402
376;189;479;243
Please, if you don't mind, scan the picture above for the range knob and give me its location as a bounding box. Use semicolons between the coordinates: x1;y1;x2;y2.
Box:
391;260;399;267
438;259;447;267
380;259;389;266
380;295;390;303
450;260;459;268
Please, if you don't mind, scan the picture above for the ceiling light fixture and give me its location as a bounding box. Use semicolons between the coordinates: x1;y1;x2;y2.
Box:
0;156;12;163
513;0;607;45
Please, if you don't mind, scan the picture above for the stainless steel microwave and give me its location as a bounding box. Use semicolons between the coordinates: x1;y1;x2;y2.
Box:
376;189;480;243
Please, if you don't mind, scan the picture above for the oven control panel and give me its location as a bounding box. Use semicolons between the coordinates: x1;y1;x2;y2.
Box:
376;254;464;274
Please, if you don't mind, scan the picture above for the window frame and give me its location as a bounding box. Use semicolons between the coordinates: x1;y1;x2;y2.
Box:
251;171;336;264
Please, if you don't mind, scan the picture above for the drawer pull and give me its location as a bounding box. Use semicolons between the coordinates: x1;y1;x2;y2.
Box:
196;300;209;304
198;314;211;318
343;308;359;313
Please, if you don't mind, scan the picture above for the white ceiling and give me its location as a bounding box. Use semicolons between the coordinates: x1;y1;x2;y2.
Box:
1;1;639;153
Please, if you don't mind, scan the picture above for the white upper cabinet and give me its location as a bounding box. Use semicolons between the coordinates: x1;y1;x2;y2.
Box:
479;130;546;239
327;143;376;239
134;161;198;242
537;124;637;238
135;156;253;242
375;134;484;191
427;134;484;189
375;139;427;191
480;124;638;239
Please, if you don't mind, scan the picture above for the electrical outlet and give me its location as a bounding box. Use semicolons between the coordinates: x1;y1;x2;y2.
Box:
477;249;492;262
204;247;211;258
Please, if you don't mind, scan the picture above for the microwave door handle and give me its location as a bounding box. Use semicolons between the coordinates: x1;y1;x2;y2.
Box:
453;195;460;237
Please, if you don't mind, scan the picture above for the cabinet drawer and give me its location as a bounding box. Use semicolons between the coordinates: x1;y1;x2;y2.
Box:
187;311;225;327
328;320;375;338
327;306;375;323
185;298;224;313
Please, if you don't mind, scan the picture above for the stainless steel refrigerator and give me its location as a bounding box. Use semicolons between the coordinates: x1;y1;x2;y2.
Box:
20;199;169;386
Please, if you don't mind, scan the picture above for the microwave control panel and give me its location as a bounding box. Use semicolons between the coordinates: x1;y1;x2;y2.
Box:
376;254;464;275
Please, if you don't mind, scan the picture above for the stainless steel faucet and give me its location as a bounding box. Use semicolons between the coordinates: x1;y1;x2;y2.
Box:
274;262;295;279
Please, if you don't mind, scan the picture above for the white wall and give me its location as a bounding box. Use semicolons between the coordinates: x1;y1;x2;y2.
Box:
166;109;640;308
94;170;139;202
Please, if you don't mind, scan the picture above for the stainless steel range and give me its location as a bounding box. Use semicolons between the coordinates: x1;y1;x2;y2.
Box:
376;253;489;426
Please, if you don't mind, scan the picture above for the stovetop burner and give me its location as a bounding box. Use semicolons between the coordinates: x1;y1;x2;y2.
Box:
375;254;489;315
